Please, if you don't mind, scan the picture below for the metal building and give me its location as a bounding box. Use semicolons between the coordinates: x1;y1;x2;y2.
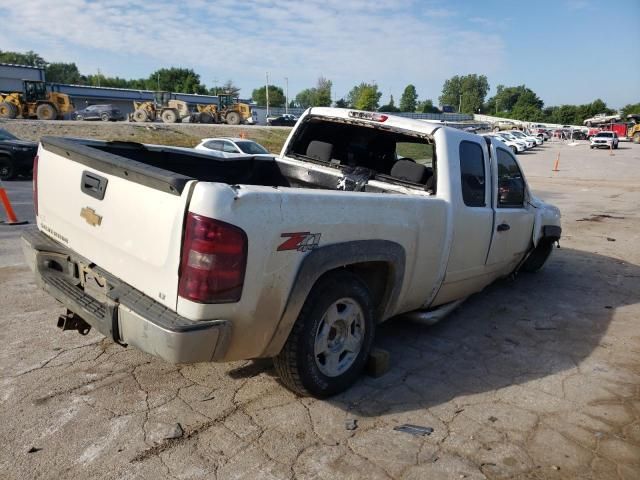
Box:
0;63;46;92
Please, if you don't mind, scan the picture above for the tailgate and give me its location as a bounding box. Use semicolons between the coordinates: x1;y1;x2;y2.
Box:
36;137;194;310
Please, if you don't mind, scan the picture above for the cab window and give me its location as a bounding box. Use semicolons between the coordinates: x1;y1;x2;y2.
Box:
222;141;239;153
459;141;485;207
496;148;525;208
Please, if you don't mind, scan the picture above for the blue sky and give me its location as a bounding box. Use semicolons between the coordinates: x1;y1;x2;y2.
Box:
1;0;638;108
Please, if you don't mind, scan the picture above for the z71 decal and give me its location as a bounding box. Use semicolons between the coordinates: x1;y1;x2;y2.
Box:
277;232;321;252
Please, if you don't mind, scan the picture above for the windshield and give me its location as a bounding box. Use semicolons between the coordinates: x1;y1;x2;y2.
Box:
235;141;270;154
0;129;18;141
510;131;524;137
596;132;612;137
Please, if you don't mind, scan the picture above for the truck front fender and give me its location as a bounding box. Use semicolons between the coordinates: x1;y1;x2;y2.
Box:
261;240;406;357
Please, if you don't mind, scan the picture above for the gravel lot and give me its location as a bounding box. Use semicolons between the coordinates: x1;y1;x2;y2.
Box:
1;128;639;479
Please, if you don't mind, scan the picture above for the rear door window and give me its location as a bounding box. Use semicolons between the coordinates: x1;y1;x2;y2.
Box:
496;148;525;208
459;141;486;207
222;141;240;153
204;140;223;151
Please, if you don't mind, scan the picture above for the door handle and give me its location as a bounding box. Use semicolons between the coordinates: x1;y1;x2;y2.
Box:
497;223;510;232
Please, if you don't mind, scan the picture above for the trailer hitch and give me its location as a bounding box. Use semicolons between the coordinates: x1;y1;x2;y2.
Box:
57;310;92;335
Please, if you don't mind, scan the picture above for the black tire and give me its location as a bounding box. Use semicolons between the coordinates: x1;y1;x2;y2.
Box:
274;271;375;398
161;109;178;123
522;240;554;273
36;103;57;121
0;156;16;181
75;114;84;121
225;111;241;125
100;113;110;122
0;101;17;119
132;109;148;122
613;143;618;150
586;121;592;127
634;133;640;144
199;112;213;124
510;145;518;155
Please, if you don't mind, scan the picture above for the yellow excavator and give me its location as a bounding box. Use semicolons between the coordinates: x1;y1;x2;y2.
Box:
130;91;191;123
0;80;74;120
195;94;253;125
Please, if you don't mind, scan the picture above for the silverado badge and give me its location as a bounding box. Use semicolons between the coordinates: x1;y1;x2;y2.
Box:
80;207;102;227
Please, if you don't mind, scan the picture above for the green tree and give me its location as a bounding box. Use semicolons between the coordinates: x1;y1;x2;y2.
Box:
347;82;382;111
399;84;418;112
439;74;489;114
335;98;348;108
145;68;206;94
622;102;640;118
294;77;332;108
416;99;440;113
0;50;46;67
295;88;315;108
251;85;286;107
45;62;82;84
379;94;400;112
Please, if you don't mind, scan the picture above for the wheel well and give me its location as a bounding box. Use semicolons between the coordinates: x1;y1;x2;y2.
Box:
320;261;394;321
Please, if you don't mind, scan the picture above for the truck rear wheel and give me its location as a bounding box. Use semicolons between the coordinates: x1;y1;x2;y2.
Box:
274;271;375;398
0;102;17;119
634;132;640;144
199;112;213;124
161;109;178;123
225;111;241;125
36;103;57;121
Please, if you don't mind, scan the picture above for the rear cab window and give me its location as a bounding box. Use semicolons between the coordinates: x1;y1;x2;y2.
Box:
286;117;435;190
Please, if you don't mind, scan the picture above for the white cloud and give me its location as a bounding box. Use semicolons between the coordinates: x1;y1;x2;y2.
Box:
0;0;506;101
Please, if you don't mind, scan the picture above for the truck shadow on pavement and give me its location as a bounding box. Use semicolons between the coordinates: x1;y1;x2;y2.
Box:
324;247;639;414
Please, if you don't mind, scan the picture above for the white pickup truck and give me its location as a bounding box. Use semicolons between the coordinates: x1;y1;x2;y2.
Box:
23;108;561;397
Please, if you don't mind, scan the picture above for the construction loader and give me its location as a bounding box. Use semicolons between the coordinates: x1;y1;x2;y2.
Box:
194;94;253;125
130;91;191;123
0;80;74;120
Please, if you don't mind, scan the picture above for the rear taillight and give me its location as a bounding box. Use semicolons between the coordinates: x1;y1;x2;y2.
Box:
33;155;39;216
178;213;247;303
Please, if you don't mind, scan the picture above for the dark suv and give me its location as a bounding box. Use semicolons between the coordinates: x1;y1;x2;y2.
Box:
0;128;37;180
74;104;124;121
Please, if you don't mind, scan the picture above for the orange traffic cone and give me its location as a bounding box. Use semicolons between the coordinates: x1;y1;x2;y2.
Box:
552;152;560;172
0;180;28;225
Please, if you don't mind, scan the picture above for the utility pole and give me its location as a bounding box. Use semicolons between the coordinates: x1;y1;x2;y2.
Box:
265;72;270;118
157;72;160;91
285;77;289;114
458;93;462;113
97;68;101;87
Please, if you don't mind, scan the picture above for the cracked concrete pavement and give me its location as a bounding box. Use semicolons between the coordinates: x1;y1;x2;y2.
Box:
1;138;639;479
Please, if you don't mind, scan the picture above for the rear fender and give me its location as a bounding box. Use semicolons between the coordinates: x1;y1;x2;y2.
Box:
261;240;406;357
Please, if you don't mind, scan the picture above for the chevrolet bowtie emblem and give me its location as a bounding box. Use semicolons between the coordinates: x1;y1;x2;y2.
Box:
80;207;102;227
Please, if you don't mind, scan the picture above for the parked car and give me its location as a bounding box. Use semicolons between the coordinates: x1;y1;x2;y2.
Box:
493;120;516;131
501;132;533;149
509;130;542;146
267;114;298;126
483;133;524;154
194;137;273;158
24;108;561;397
590;131;619;149
583;113;621;127
0;128;37;180
74;104;124;122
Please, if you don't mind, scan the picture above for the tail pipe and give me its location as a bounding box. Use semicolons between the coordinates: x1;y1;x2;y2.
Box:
57;310;92;335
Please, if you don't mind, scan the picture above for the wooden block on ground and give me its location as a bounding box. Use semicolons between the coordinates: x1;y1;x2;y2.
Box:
366;348;390;377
